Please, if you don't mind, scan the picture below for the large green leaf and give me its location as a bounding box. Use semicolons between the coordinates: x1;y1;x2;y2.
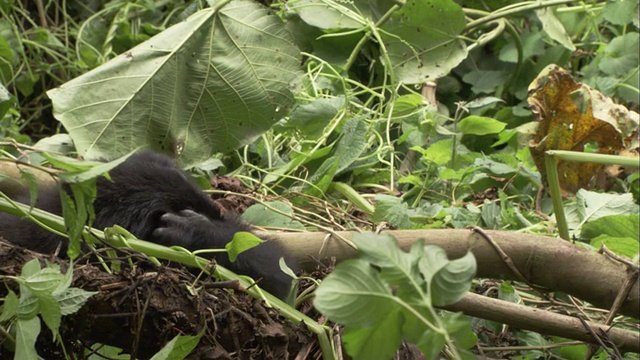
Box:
581;214;639;259
307;117;369;193
314;235;476;358
599;32;639;76
381;0;467;83
47;1;301;166
313;259;398;327
341;315;403;360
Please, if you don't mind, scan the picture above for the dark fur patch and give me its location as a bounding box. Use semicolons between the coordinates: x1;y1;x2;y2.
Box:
0;152;294;299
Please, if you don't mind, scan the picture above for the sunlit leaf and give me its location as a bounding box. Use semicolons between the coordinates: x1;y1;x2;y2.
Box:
48;2;300;166
382;0;467;83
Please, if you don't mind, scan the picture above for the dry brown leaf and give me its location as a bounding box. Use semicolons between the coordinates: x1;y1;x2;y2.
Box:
527;64;638;194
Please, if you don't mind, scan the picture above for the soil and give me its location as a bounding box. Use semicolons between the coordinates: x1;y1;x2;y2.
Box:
0;240;315;359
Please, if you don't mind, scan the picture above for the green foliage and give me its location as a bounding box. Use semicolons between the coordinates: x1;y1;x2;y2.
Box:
149;331;204;360
458;116;506;136
314;233;477;359
226;231;264;262
241;201;305;230
381;0;468;82
0;259;97;358
581;214;639;260
86;344;130;359
372;195;412;228
43;152;133;257
564;189;639;234
47;1;301;165
0;0;638;357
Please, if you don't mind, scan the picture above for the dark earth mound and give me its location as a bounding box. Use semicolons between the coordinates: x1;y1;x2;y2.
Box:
0;240;313;359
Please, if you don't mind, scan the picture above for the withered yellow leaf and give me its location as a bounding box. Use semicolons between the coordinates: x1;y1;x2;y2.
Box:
528;65;631;194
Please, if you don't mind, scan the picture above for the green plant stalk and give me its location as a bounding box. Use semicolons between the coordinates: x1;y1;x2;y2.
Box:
544;153;569;240
369;24;399;192
465;18;506;52
464;0;577;32
0;192;67;237
547;150;640;167
342;4;401;73
545;150;639;241
0;325;15;348
329;182;375;215
0;199;337;360
501;20;523;94
395;297;460;357
449;104;465;171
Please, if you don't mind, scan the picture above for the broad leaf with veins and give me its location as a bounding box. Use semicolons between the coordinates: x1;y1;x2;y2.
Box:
48;1;300;166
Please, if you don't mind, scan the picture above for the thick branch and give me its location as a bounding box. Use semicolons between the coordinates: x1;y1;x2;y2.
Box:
271;229;639;318
443;292;639;353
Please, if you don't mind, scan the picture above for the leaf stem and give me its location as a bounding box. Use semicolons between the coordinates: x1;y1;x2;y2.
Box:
464;0;578;32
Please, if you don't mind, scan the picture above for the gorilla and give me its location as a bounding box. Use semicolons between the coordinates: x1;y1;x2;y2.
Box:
0;152;295;300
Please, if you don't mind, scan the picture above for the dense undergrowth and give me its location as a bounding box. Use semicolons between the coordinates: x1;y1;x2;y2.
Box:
0;0;638;359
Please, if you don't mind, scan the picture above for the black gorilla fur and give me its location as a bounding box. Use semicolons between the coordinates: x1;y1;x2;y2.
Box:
0;152;294;299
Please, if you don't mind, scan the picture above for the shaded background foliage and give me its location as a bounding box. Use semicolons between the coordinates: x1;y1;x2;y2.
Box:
0;0;638;358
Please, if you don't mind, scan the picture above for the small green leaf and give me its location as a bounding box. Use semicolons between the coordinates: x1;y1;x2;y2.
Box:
149;331;203;360
591;235;638;259
87;344;129;359
20;259;41;277
0;290;19;322
14;317;41;360
599;33;639;76
421;247;476;306
418;245;450;282
462;70;510;93
390;94;425;120
382;0;467;82
498;281;521;304
32;134;75;154
535;8;575;51
19;168;39;208
565;191;639;230
424;139;453;165
372;195;411;229
293;0;363;29
226;232;264;262
38;294;62;335
17;291;39;319
23;268;65;296
53;261;75;297
352;233;420;287
56;288;98;316
465;97;504;109
413;329;446;359
581;214;639;240
582;214;639;258
602;0;638;26
286;97;345;139
458;116;506;136
307;117;369;194
242;201;305;230
442;312;477;349
314;259;397;327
